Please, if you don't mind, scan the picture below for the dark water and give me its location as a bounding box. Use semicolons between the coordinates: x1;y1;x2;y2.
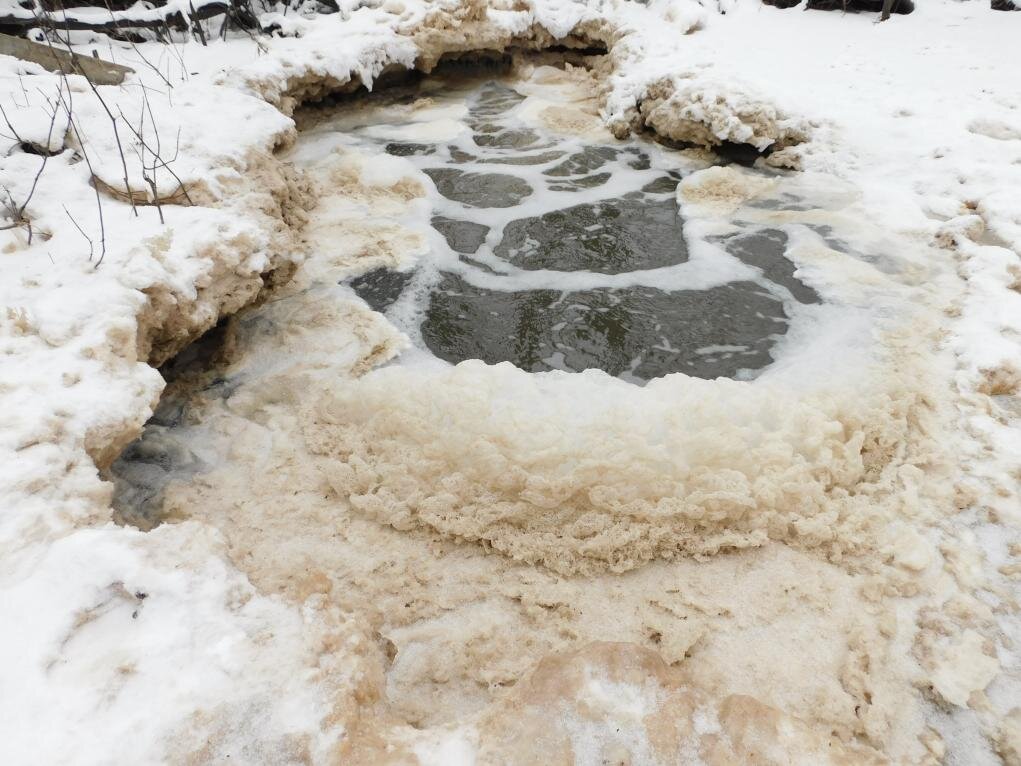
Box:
347;80;818;382
421;275;787;381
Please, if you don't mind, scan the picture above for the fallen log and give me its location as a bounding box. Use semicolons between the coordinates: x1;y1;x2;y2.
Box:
0;31;134;83
0;1;257;39
761;0;915;13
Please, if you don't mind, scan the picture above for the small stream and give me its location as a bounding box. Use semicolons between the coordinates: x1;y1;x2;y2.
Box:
111;69;837;528
100;63;955;749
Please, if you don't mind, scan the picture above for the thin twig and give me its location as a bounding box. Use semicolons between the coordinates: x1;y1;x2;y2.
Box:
54;80;107;266
0;80;63;243
43;7;138;217
103;0;174;89
63;204;94;260
116;103;194;206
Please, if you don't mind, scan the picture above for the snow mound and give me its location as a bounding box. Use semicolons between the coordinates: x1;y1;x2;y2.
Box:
639;76;807;154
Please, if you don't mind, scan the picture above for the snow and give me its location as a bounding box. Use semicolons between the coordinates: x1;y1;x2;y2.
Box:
1;0;1020;763
69;80;294;201
3;523;353;764
930;629;1001;708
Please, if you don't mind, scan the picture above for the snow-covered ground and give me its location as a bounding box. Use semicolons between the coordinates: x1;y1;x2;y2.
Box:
1;0;1020;763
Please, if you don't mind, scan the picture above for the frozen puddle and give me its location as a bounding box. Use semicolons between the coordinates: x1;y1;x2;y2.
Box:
330;79;819;382
108;65;941;750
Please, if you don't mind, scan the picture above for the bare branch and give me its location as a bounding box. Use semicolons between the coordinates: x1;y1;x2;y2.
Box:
102;0;175;89
116;103;194;207
54;81;107;266
47;8;139;218
63;204;94;261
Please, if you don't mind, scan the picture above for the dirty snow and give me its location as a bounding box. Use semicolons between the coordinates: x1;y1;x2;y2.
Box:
1;0;1020;764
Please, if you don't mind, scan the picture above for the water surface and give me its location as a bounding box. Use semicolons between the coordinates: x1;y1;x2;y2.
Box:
335;79;818;382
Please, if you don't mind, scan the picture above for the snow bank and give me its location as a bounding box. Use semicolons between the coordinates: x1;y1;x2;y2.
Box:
217;0;805;160
1;40;321;766
639;77;806;157
2;522;368;764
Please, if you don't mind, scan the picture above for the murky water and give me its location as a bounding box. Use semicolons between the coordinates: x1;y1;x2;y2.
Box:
328;79;818;383
111;71;830;526
100;66;956;754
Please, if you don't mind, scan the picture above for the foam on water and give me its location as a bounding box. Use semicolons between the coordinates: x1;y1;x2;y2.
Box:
106;67;952;753
110;66;934;547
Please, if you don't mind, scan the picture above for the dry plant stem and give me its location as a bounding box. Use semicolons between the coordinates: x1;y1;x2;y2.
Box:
165;32;189;83
63;204;94;260
38;8;192;214
135;85;165;222
103;0;175;89
54;80;107;266
37;7;139;218
188;1;208;45
0;188;29;241
151;39;186;88
66;70;137;217
0;81;61;244
116;99;193;207
148;18;190;79
20;89;62;219
16;75;31;107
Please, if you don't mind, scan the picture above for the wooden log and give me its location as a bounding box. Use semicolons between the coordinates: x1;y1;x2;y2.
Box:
0;32;134;84
0;2;247;40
